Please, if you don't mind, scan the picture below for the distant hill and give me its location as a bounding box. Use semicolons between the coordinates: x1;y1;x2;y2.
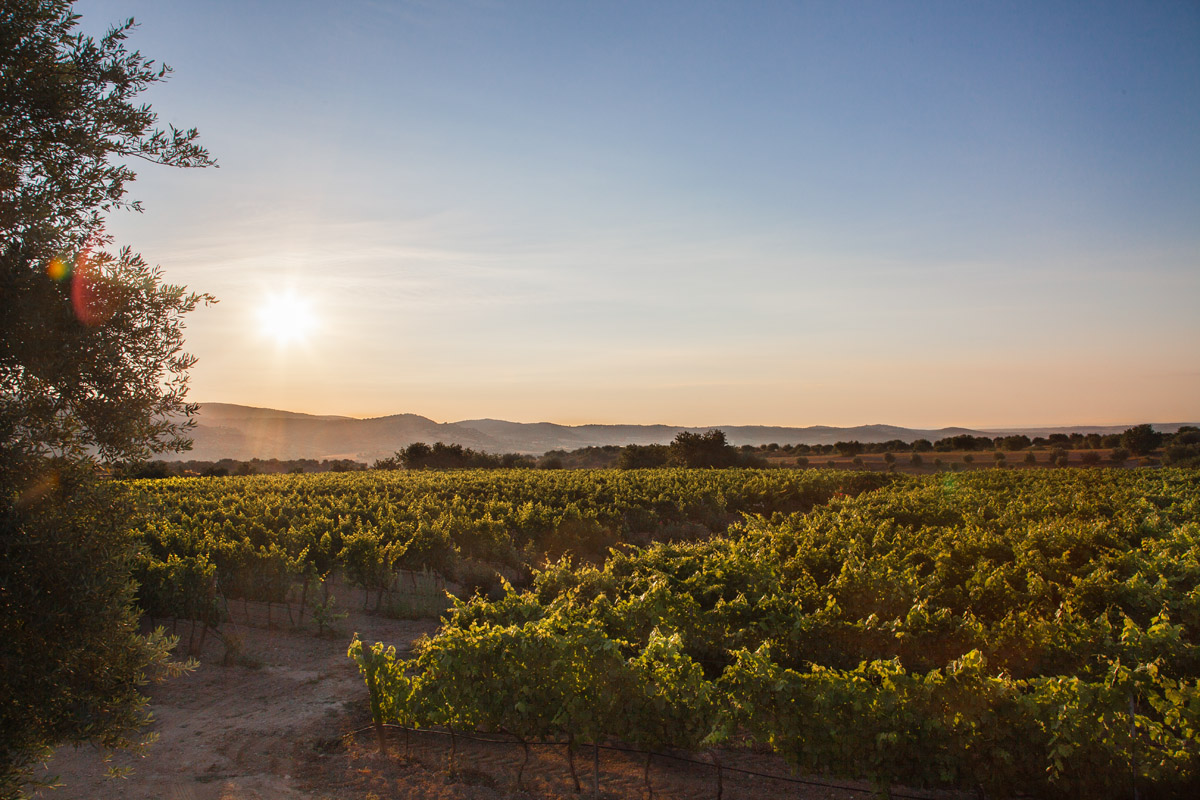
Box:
162;403;1196;462
169;404;497;462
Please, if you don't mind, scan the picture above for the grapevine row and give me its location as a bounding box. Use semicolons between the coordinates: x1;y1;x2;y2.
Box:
126;467;890;624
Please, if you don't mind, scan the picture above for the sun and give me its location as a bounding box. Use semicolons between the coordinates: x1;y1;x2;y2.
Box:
256;289;317;346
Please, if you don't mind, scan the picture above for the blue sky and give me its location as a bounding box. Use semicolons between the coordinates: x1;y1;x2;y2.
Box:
79;0;1199;426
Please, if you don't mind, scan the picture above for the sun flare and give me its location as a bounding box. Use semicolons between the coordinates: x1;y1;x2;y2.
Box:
256;290;317;346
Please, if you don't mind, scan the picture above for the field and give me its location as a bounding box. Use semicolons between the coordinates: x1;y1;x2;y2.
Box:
52;468;1200;798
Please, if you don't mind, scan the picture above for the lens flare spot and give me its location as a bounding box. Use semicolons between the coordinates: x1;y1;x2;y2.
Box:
70;253;122;327
46;258;69;282
17;470;61;510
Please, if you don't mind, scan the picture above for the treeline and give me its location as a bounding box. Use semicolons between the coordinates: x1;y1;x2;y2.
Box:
519;425;1200;470
767;424;1197;457
119;425;1200;478
373;442;537;470
375;430;766;472
615;429;767;469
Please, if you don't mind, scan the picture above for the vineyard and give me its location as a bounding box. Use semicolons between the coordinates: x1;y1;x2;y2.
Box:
344;469;1200;799
128;468;890;631
126;467;1200;798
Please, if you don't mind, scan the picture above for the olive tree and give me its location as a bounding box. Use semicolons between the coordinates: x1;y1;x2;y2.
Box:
1;2;214;794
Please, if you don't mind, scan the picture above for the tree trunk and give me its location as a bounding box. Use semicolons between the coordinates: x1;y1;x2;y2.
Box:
592;742;600;798
643;750;653;798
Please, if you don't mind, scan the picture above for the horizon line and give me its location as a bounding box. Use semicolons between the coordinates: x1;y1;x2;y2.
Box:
192;401;1197;433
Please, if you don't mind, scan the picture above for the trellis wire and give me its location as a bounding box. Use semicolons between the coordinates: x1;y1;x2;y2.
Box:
346;723;952;800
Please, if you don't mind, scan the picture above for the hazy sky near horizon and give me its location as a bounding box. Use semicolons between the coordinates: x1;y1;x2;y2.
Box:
79;0;1199;428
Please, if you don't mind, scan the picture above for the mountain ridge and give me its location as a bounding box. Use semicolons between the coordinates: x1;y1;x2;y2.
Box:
160;403;1197;462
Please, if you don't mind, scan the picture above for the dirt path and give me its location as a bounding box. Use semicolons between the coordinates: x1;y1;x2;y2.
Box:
33;601;437;800
33;601;950;800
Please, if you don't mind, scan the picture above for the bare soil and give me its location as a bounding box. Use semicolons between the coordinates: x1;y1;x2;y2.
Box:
32;599;949;800
32;599;437;800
